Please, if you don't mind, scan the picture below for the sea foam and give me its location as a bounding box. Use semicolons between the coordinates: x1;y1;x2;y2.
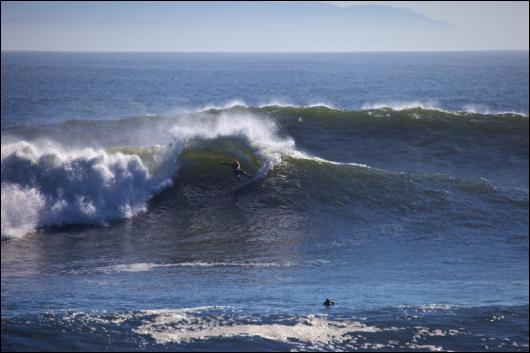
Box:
1;141;168;238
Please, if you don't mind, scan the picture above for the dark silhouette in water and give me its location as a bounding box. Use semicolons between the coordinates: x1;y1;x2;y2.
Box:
222;160;252;180
323;298;335;307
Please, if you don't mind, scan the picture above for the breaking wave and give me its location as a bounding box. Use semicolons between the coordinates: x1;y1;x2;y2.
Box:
1;113;294;238
1;107;528;238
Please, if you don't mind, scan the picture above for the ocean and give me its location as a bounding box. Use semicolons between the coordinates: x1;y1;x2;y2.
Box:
1;51;528;351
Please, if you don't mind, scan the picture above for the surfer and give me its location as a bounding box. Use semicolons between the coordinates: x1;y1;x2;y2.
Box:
222;160;252;181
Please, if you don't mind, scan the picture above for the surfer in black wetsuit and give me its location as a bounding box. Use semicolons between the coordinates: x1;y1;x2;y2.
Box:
222;160;252;180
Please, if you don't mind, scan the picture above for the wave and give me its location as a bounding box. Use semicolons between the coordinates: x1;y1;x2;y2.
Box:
284;153;528;201
156;98;529;117
200;106;529;143
118;144;528;228
2;140;527;240
199;99;528;117
0;113;295;238
2;108;527;238
251;105;528;122
4;107;528;143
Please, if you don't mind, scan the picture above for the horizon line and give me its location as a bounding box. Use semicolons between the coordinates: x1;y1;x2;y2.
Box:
2;49;529;54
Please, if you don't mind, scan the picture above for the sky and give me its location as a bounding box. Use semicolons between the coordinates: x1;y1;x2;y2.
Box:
1;1;528;52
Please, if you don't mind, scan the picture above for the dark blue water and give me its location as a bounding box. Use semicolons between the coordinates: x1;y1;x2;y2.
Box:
2;51;528;127
1;52;529;351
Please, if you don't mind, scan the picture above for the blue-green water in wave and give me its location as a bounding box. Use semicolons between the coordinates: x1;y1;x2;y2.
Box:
1;53;529;351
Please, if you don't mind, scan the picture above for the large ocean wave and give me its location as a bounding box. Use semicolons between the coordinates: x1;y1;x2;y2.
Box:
1;107;528;238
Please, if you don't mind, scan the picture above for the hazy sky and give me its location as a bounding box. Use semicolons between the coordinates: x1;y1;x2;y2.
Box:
1;1;528;51
324;1;529;49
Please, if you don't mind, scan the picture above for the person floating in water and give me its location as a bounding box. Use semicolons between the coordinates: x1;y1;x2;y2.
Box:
222;160;252;181
323;298;335;307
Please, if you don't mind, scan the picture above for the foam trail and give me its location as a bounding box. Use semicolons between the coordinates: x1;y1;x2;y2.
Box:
93;260;330;274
